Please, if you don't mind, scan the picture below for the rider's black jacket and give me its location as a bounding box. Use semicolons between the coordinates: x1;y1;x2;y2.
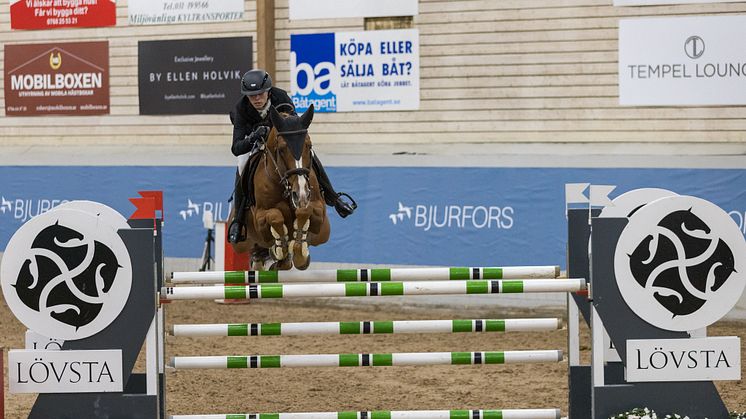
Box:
229;86;296;157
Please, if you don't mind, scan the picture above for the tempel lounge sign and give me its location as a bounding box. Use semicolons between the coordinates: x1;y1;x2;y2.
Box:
619;15;746;105
4;41;110;116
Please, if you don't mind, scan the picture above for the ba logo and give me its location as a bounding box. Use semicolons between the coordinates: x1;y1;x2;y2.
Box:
614;196;746;331
290;33;337;113
1;208;132;340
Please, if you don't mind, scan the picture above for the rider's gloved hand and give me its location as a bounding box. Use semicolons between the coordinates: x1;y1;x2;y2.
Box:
248;125;269;142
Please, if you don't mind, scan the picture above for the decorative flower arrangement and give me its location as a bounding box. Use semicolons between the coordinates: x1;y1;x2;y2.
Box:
609;407;746;419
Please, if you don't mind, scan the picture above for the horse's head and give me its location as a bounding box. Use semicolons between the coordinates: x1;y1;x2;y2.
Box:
268;104;315;209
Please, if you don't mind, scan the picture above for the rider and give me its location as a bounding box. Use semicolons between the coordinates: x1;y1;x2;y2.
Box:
228;69;356;244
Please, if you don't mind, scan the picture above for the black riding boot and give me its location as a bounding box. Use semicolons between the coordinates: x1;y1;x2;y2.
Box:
311;152;356;218
228;172;247;243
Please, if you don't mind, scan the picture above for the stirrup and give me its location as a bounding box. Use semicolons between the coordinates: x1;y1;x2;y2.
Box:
333;192;357;218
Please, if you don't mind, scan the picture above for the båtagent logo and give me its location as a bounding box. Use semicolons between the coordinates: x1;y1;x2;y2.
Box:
0;208;132;340
614;196;746;331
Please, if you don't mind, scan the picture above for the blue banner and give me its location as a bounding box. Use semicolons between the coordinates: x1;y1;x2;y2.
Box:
1;166;744;269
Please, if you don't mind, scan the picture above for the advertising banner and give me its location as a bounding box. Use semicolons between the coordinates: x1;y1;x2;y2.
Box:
128;0;243;25
619;15;746;105
138;37;251;115
4;41;109;116
10;0;116;30
290;29;419;113
1;166;745;268
289;0;417;20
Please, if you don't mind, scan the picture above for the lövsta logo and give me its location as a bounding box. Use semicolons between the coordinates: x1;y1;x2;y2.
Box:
1;208;132;340
614;196;746;332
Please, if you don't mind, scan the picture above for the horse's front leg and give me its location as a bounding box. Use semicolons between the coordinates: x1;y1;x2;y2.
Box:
255;207;291;263
291;206;313;270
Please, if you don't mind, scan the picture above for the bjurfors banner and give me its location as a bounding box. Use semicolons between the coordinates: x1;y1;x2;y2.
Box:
128;0;243;25
138;37;251;115
290;29;419;113
619;15;746;106
4;41;110;116
10;0;116;30
289;0;417;20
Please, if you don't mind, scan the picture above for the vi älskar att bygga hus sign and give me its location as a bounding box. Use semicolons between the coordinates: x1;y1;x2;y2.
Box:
137;37;251;115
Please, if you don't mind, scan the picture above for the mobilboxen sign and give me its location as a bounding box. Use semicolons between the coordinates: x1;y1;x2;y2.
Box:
288;0;417;20
128;0;243;25
290;29;419;113
138;37;251;115
619;15;746;105
4;41;110;116
10;0;116;30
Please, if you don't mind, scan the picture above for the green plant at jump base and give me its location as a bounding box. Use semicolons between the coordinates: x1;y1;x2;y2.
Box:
609;408;746;419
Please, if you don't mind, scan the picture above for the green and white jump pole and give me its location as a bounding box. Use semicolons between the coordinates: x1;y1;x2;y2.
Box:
169;266;560;284
170;318;562;337
169;350;563;369
162;278;585;301
168;408;561;419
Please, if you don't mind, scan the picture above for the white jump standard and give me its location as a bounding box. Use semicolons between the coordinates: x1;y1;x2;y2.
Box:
162;278;586;300
170;318;563;337
168;408;562;419
169;265;561;284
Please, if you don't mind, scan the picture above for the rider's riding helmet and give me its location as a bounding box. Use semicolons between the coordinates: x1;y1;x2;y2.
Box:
241;69;272;96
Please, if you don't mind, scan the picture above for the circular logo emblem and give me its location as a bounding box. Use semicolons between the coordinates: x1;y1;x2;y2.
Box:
1;208;132;340
615;196;746;331
684;35;705;59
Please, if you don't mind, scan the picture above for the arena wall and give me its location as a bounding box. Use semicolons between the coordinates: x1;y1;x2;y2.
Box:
2;0;746;155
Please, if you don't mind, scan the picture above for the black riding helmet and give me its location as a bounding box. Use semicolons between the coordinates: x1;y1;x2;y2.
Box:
241;69;272;96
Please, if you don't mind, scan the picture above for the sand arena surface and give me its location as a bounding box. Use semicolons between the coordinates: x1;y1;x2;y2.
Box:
2;297;745;417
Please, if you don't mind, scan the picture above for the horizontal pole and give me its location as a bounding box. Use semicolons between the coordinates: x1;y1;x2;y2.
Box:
171;318;562;337
169;350;563;369
168;408;561;419
161;278;585;301
170;266;560;284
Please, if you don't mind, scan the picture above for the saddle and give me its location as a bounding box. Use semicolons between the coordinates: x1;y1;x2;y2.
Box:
239;149;263;209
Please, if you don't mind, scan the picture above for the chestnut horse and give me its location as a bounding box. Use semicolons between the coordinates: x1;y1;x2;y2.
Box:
229;104;330;270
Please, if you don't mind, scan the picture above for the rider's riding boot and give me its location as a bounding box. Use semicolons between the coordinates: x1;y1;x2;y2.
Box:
311;152;357;218
228;174;247;244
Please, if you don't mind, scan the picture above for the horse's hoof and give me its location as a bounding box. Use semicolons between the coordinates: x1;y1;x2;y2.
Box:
275;257;293;271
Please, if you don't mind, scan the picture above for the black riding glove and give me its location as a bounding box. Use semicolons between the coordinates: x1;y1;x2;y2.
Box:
248;125;270;143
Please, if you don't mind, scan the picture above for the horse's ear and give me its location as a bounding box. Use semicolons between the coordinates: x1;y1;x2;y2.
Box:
269;105;283;130
300;104;314;129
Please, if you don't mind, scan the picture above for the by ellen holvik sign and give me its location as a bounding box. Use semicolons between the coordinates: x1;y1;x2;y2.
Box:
288;0;417;20
615;0;742;5
619;15;746;105
4;41;109;116
10;0;116;30
627;337;741;382
290;29;419;113
614;196;746;332
138;37;251;115
128;0;243;25
9;349;123;393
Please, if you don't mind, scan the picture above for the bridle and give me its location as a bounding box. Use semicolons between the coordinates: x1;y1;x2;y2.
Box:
262;128;311;208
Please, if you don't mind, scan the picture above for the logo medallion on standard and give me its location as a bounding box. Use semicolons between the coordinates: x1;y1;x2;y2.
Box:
614;196;746;331
0;208;132;340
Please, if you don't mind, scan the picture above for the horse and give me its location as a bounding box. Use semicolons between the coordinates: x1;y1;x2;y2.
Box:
228;104;330;270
